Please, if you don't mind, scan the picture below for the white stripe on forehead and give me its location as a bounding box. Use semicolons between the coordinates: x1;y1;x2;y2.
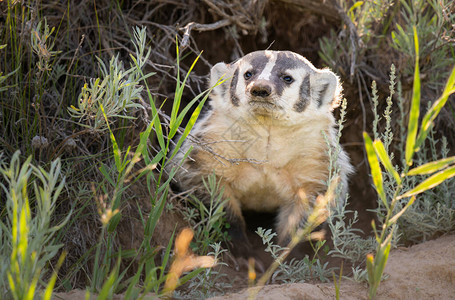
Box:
257;51;277;80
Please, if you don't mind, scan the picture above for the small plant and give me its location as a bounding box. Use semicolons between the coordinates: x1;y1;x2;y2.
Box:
169;240;227;299
256;228;333;284
0;151;70;300
319;0;454;94
326;97;376;266
327;202;376;265
30;19;61;74
390;0;455;91
363;28;455;299
350;265;369;284
68;27;150;132
183;173;230;255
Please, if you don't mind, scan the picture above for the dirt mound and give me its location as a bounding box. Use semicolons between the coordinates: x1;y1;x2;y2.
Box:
209;233;455;300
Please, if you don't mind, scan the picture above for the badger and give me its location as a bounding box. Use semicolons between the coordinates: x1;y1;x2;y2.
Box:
168;50;353;259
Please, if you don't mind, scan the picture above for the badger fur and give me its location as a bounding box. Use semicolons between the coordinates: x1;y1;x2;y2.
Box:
168;50;353;258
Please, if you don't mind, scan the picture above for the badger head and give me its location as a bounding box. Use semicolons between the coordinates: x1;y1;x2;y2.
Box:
209;50;341;124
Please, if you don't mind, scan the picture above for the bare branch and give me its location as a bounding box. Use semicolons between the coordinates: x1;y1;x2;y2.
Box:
180;20;231;49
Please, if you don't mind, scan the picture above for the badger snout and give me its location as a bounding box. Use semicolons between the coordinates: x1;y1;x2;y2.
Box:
249;80;273;98
247;80;281;113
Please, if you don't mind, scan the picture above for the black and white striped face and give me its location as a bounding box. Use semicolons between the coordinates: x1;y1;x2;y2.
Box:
210;50;340;122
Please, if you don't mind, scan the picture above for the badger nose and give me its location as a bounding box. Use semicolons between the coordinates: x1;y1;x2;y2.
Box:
250;82;272;98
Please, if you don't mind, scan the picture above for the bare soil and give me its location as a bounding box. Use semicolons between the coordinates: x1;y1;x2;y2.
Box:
209;233;455;300
53;233;455;299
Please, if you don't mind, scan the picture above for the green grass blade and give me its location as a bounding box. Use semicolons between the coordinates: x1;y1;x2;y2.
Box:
144;189;168;238
375;240;391;283
170;37;181;130
373;139;401;184
364;132;388;209
175;52;201;111
42;252;66;300
366;254;375;296
387;196;415;226
133;52;166;153
169;53;203;139
121;109;160;180
137;113;158;161
169;90;207;139
177;268;205;286
407;156;455;176
97;271;116;300
25;274;39;300
138;71;165;152
143;267;167;296
100;104;121;170
160;229;176;278
149;150;164;166
348;1;364;16
153;102;166;152
168;76;224;162
97;257;121;300
169;42;202;135
399;165;455;199
99;163;115;186
405;26;420;166
124;264;143;299
415;65;455;151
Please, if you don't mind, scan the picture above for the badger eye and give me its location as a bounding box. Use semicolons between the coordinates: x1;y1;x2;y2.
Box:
244;71;253;80
282;75;294;83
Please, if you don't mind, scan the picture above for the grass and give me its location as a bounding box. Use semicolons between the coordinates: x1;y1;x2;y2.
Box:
0;11;220;297
363;27;455;299
0;152;70;300
81;29;223;298
183;173;230;255
0;0;455;299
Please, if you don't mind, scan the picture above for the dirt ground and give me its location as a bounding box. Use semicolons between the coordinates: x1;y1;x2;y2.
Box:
209;233;455;300
53;233;455;299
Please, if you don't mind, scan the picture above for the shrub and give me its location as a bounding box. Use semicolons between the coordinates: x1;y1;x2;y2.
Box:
0;151;70;299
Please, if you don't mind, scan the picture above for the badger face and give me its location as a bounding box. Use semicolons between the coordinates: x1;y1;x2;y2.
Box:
210;50;341;123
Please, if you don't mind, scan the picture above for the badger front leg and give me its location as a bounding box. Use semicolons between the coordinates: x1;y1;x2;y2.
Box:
220;185;254;258
276;194;325;245
223;193;267;272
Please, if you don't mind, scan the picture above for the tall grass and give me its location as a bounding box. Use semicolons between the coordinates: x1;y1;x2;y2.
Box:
363;28;455;299
76;28;225;297
0;17;223;297
0;151;70;299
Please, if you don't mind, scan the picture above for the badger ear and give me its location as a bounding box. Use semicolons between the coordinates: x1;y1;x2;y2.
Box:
310;69;339;108
210;62;230;96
